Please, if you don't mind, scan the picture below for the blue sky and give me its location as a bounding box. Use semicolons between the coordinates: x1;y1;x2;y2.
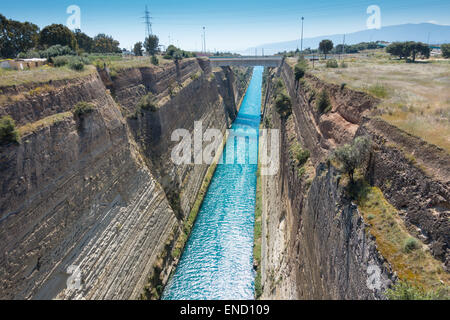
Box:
1;0;449;52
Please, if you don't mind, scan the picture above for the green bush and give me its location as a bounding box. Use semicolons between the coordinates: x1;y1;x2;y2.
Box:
442;44;450;59
0;116;20;145
334;136;372;183
137;93;157;112
340;61;348;68
326;59;339;68
274;92;292;117
69;59;85;71
52;56;70;67
385;281;446;300
73;102;95;117
151;55;159;66
316;89;331;114
294;57;308;80
403;237;420;253
291;143;310;167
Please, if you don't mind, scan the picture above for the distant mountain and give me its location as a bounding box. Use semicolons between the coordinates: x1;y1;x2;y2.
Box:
246;23;450;55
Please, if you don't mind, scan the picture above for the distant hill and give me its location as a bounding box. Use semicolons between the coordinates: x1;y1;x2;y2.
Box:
246;23;450;55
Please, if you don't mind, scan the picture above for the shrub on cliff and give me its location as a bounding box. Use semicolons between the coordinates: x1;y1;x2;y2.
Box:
334;136;372;183
0;116;20;145
73;102;95;117
316;89;331;114
294;56;308;80
274;92;292;118
137;93;157;112
385;280;445;300
290;143;310;167
403;237;420;253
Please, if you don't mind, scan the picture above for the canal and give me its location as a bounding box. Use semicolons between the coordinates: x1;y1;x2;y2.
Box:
162;66;263;300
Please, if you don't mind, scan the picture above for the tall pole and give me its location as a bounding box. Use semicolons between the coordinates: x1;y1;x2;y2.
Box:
143;5;152;38
300;17;304;54
203;27;206;54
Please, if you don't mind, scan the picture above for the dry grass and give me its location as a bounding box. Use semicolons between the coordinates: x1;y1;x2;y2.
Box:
0;65;96;88
310;52;450;152
355;182;449;292
18;112;72;136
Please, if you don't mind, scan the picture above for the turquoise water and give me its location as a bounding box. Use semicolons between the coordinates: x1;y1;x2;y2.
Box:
162;66;263;300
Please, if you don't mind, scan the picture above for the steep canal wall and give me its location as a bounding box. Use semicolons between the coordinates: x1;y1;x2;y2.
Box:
0;58;251;300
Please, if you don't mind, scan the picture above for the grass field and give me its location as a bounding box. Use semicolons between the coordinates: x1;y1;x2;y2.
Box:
0;64;96;88
309;52;450;152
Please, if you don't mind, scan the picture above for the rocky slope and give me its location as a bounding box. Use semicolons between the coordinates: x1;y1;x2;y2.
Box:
0;58;250;300
260;61;449;299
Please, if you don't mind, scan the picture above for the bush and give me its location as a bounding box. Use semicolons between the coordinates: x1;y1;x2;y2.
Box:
294;57;308;80
334;136;372;183
137;93;157;112
274;92;292;117
40;45;75;59
0;116;20;145
441;44;450;59
73;102;95;117
151;55;159;66
385;281;444;300
316;89;331;114
403;237;420;253
326;59;338;68
52;56;70;67
291;143;310;167
340;61;348;68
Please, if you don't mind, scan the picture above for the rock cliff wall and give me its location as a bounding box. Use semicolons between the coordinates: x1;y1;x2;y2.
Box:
0;59;250;299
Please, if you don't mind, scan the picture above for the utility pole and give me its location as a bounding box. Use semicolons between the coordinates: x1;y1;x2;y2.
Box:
342;34;346;57
143;5;153;38
300;17;305;54
203;27;206;54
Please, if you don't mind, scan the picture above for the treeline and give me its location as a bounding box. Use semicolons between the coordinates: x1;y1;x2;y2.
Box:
0;14;121;58
386;41;430;62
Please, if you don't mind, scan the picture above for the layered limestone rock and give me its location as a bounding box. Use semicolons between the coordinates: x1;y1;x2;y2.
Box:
260;64;395;300
0;58;250;300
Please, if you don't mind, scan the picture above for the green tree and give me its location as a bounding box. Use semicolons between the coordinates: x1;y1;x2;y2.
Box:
319;39;333;59
442;44;450;58
133;42;143;56
334;136;372;183
0;14;39;58
386;42;407;59
144;35;159;56
405;41;430;62
74;29;94;53
39;24;77;50
92;34;121;53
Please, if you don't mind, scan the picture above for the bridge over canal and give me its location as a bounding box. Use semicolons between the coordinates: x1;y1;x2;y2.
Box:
209;56;283;67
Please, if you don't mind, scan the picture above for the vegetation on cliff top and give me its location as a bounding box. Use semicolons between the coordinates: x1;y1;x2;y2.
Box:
310;52;450;152
354;183;449;298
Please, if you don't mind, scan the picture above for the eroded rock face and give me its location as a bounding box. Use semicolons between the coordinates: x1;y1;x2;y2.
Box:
0;59;250;300
260;65;394;300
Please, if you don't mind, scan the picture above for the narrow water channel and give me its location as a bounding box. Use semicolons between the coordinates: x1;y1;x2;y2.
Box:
163;66;263;300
